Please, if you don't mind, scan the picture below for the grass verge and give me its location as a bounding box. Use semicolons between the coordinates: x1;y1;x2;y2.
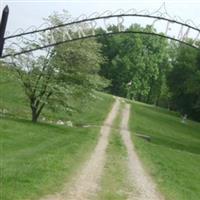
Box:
129;101;200;200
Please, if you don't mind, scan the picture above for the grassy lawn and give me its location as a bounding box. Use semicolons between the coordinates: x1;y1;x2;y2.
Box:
0;66;113;126
2;63;200;200
97;104;133;200
129;101;200;200
0;67;29;118
0;66;114;200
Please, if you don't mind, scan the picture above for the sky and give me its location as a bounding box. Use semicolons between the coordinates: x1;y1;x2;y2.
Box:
0;0;199;36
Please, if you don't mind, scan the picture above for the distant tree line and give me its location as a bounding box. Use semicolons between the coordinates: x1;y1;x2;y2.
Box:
5;11;200;122
96;25;200;122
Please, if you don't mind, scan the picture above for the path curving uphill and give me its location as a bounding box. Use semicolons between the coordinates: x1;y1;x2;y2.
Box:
66;98;120;200
40;98;165;200
41;98;120;200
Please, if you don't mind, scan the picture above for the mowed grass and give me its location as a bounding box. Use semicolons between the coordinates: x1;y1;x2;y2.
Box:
0;66;113;125
0;66;29;118
97;104;133;200
0;66;114;200
129;101;200;200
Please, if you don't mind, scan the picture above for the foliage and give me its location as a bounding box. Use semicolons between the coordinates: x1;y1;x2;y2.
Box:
97;25;199;121
7;11;108;123
97;24;170;105
3;11;200;123
167;43;200;121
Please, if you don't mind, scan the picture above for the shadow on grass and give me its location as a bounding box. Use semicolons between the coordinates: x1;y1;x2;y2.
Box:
0;115;85;135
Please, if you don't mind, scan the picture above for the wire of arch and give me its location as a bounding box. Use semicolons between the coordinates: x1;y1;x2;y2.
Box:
4;14;200;40
1;31;199;59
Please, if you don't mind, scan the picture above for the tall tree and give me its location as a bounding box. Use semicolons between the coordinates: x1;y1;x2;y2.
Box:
97;24;169;102
167;42;200;121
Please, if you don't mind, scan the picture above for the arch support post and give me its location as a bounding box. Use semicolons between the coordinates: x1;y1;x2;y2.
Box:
0;5;9;57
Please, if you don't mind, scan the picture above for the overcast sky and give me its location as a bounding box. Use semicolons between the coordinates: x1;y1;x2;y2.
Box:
0;0;199;37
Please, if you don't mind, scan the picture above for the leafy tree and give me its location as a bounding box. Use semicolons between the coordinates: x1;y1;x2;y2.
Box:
8;11;107;123
97;24;169;103
167;42;200;121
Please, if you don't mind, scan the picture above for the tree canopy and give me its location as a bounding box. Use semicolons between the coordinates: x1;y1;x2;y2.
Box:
97;25;200;121
8;11;108;122
5;11;200;122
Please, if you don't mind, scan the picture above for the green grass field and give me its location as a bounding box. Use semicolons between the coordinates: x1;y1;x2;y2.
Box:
1;65;200;200
129;101;200;200
0;66;114;200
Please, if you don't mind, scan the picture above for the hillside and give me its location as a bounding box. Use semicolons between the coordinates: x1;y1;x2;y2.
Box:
0;66;114;200
1;66;200;200
130;101;200;200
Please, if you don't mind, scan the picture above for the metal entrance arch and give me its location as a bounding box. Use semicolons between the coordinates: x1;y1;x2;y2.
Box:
0;4;199;59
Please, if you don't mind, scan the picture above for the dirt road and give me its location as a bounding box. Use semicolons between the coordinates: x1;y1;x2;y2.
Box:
41;98;120;200
120;103;164;200
41;99;164;200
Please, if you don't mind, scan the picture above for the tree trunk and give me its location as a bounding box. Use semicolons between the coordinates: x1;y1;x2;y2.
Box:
31;107;38;123
31;102;46;123
30;92;52;123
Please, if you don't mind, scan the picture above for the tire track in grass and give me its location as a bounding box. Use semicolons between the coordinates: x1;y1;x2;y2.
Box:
120;103;164;200
96;103;134;200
